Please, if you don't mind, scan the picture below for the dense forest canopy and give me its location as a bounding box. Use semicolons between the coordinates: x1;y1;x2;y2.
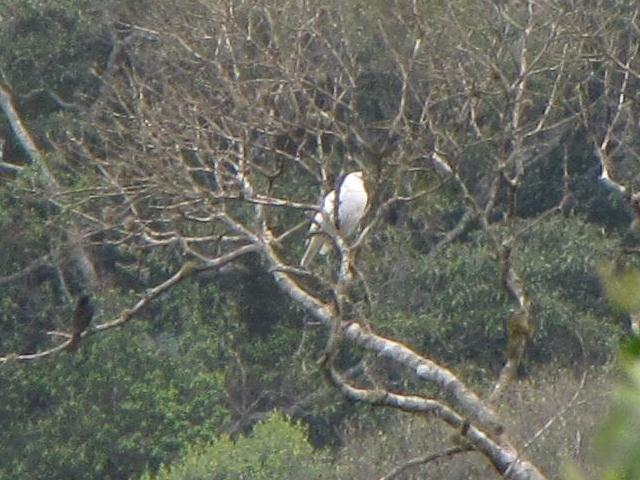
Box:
2;0;640;478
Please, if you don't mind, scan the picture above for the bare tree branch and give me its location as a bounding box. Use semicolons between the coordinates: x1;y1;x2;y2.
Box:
378;446;472;480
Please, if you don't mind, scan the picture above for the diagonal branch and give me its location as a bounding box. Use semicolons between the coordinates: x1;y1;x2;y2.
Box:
0;242;259;364
324;361;545;480
342;322;504;436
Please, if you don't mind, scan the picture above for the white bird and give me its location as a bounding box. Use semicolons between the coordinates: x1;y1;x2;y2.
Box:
300;171;368;267
431;151;453;177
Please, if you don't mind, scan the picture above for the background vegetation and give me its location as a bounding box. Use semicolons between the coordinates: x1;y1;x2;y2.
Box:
2;0;640;479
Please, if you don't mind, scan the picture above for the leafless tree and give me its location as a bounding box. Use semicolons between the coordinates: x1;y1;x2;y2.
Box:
5;0;634;477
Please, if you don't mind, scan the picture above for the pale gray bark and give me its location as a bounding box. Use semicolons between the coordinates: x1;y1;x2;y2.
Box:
0;83;99;290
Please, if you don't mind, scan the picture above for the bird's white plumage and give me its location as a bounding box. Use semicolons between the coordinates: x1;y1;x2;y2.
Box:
300;171;368;267
599;164;626;193
431;151;453;176
631;312;640;336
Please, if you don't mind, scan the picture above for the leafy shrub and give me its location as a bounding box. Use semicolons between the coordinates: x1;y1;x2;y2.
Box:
369;215;623;368
0;323;229;480
146;412;333;480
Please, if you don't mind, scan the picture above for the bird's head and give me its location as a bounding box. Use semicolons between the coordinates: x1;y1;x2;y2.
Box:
343;170;364;185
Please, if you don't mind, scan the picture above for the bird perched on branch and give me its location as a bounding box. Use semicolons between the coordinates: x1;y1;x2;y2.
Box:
300;171;368;267
67;295;94;353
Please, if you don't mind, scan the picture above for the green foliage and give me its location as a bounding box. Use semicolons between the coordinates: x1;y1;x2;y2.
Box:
0;323;229;480
146;412;333;480
560;262;640;479
2;1;640;479
595;348;640;480
0;0;101;105
0;173;68;352
370;215;622;368
600;266;640;314
0;0;150;87
0;171;55;267
515;217;622;363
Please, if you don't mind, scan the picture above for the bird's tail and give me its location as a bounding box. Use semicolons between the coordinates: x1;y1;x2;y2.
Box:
300;235;326;268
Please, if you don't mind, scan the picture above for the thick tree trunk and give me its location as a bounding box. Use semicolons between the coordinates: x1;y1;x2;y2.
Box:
264;241;547;480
